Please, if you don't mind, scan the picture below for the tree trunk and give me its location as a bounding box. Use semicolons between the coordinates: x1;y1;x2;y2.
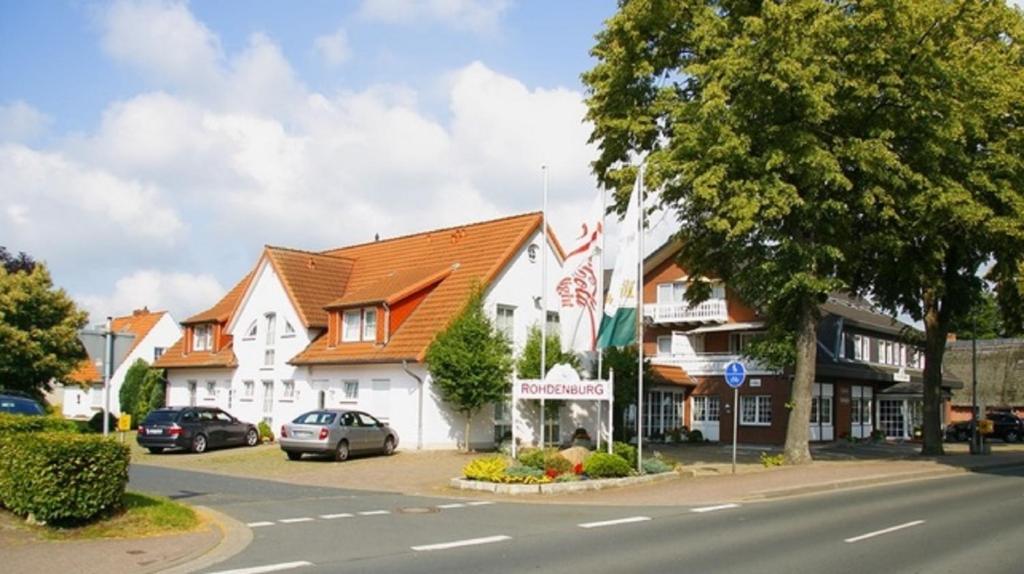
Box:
464;412;472;453
783;302;818;465
921;291;946;456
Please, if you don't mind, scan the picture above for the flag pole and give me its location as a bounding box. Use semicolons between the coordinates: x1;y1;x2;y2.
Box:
540;164;548;448
596;187;606;449
636;163;645;473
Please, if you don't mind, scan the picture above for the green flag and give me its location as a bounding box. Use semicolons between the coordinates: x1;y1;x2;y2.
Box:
597;169;641;348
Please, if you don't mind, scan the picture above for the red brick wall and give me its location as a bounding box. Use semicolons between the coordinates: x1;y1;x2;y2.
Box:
691;376;791;444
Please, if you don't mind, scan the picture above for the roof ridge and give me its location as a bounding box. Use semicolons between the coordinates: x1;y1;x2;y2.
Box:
265;245;354;261
320;211;542;255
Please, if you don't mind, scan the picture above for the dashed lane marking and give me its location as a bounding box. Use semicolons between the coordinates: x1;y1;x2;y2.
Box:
465;501;495;506
319;513;354;519
691;503;740;513
246;521;275;528
436;503;466;509
411;535;512;552
578;516;652;529
206;560;313;574
278;517;315;524
358;510;390;516
844;520;926;543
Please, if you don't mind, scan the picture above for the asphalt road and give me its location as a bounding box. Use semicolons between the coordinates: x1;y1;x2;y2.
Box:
129;464;1024;574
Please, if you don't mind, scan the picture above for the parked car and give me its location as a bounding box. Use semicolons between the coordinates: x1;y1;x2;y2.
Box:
137;406;260;454
945;412;1023;443
279;409;398;461
0;390;44;415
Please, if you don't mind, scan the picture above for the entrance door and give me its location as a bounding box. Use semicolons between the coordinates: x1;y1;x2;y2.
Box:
261;380;274;425
850;385;873;439
691;395;720;441
809;383;834;441
879;399;906;439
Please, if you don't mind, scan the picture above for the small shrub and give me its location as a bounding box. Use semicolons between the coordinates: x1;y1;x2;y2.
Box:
612;441;636;467
463;455;508;481
502;465;550;484
642;457;674;474
543;453;572;475
0;413;78;434
870;429;886;443
760;452;785;467
687;429;704;443
668;427;684;443
554;473;581;483
0;432;130;523
258;421;274;443
584;452;633;478
87;411;120;434
517;448;547;470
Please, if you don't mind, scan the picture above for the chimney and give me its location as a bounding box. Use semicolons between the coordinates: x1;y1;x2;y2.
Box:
133;307;149;316
375;233;380;242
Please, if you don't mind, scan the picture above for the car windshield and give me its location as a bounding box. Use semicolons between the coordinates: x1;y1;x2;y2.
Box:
0;398;43;415
293;411;337;425
144;410;179;424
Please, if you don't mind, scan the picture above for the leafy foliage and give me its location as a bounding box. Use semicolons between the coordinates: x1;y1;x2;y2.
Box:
425;286;513;450
516;448;547;470
0;412;78;434
515;326;580;378
119;359;149;417
583;452;633;478
600;346;652;441
760;453;785;468
947;289;1021;340
501;465;550;484
258;421;274;443
133;369;165;425
87;411;119;434
0;432;130;523
0;246;36;274
542;452;573;475
463;455;508;482
611;441;636;468
0;262;88;399
642;457;673;474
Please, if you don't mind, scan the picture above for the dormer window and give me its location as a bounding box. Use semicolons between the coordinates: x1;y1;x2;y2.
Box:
362;309;377;340
341;307;378;343
193;324;212;351
342;310;362;342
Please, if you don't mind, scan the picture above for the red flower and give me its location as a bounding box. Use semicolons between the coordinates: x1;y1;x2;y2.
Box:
573;463;584;475
545;468;559;479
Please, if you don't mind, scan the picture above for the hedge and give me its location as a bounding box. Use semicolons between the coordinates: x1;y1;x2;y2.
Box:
583;452;633;478
0;413;79;434
0;432;130;523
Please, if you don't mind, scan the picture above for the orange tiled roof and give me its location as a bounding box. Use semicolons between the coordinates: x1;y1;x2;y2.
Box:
326;263;453;308
67;358;102;385
111;309;167;355
652;364;696;387
183;271;255;324
265;247;355;328
153;337;238;369
292;212;548;365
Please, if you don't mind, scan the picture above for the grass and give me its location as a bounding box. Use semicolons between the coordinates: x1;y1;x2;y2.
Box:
39;491;200;540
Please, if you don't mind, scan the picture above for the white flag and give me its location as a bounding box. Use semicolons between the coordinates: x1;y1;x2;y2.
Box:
557;192;604;352
596;170;641;349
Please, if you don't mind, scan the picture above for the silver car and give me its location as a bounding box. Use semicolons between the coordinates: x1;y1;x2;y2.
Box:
279;409;398;461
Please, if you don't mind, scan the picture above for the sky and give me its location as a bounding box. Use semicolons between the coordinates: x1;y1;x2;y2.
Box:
0;0;656;325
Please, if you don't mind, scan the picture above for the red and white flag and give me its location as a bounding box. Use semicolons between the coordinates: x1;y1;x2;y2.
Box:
556;193;604;352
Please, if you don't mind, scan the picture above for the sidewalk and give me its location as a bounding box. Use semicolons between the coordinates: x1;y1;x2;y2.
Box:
0;507;236;574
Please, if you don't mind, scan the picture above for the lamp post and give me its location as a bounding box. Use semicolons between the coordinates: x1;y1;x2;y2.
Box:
970;313;979;454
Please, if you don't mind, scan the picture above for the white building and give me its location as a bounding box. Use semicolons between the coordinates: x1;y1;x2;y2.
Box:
155;213;602;450
63;309;180;419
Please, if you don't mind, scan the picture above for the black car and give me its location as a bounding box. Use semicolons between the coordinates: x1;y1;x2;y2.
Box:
137;406;260;454
0;390;45;415
946;412;1023;443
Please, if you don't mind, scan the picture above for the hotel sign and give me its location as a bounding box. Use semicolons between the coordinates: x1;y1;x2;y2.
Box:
514;363;610;401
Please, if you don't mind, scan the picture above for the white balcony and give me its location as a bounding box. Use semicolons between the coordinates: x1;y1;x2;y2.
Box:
650;353;776;377
644;299;728;324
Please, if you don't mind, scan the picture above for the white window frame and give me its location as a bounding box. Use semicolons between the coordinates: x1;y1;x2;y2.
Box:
740;395;772;426
153;347;165;361
692;395;720;422
265;313;276;345
282;380;295;401
362;308;377;341
342;380;359;402
342;310;362;342
657;281;686;304
193;325;212;351
496;304;515;340
263;349;275;368
545;310;560;337
205;380;216;400
242;380;255;400
657;336;672;357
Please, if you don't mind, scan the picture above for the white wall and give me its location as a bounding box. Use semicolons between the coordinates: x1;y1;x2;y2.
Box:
64;313;181;420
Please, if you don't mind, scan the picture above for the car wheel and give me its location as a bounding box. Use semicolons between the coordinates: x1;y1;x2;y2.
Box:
1005;430;1020;443
148;447;164;454
245;428;259;447
191;434;208;454
335;440;350;462
285;451;302;461
383;436;395;456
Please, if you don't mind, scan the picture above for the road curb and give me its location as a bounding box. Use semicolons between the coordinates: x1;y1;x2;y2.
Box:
159;506;253;574
743;460;1024;501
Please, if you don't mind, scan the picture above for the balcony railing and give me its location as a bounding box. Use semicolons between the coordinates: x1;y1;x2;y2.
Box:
651;353;776;377
644;299;728;324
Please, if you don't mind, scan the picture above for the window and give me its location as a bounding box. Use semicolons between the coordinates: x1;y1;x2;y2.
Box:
153;347;165;361
729;332;764;354
243;380;254;399
342;310;361;342
363;308;377;341
657;336;672;356
282;380;295;400
265;313;276;345
657;282;686;304
263;349;275;367
215;410;233;423
496;305;515;340
692;396;720;422
493;397;512;443
545;311;560;337
193;325;212;351
294;411;336;425
244;320;257;339
357;412;380;427
342;380;359;401
283;320;296;337
205;381;216;400
527;243;539;263
740;395;772;426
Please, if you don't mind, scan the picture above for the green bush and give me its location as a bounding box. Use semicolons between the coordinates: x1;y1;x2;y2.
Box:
517;447;547;470
543;453;572;475
612;441;636;467
584;452;633;478
502;465;550;484
760;452;785;467
642;457;674;474
687;429;704;442
463;455;508;481
87;411;119;434
0;413;78;434
258;421;274;442
0;432;130;523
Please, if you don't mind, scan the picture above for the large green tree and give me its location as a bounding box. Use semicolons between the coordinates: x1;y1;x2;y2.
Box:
425;287;513;451
119;358;150;416
515;325;582;426
0;260;87;400
134;368;166;425
600;345;652;441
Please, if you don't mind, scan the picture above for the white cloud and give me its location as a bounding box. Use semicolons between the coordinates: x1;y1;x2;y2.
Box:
315;27;352;67
0;101;52;143
359;0;511;34
76;270;225;325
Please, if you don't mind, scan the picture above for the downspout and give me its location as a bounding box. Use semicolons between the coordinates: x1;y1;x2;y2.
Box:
383;303;391;345
402;360;424;450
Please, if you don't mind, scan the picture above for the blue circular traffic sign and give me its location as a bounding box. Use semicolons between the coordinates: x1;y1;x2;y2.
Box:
724;361;746;388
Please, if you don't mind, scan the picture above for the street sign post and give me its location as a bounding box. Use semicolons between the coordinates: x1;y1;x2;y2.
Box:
724;361;747;475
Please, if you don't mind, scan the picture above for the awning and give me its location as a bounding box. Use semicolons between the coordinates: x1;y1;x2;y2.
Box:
683;321;765;334
815;360;963;390
651;364;697;387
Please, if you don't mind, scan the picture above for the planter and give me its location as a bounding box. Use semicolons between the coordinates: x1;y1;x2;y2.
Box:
450;471;679;495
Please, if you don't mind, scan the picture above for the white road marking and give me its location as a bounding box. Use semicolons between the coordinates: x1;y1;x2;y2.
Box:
319;513;354;519
411;535;512;552
466;501;495;506
206;560;313;574
844;520;926;543
578;516;652;529
246;521;275;528
278;517;314;524
691;503;740;513
358;510;390;516
437;503;466;509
